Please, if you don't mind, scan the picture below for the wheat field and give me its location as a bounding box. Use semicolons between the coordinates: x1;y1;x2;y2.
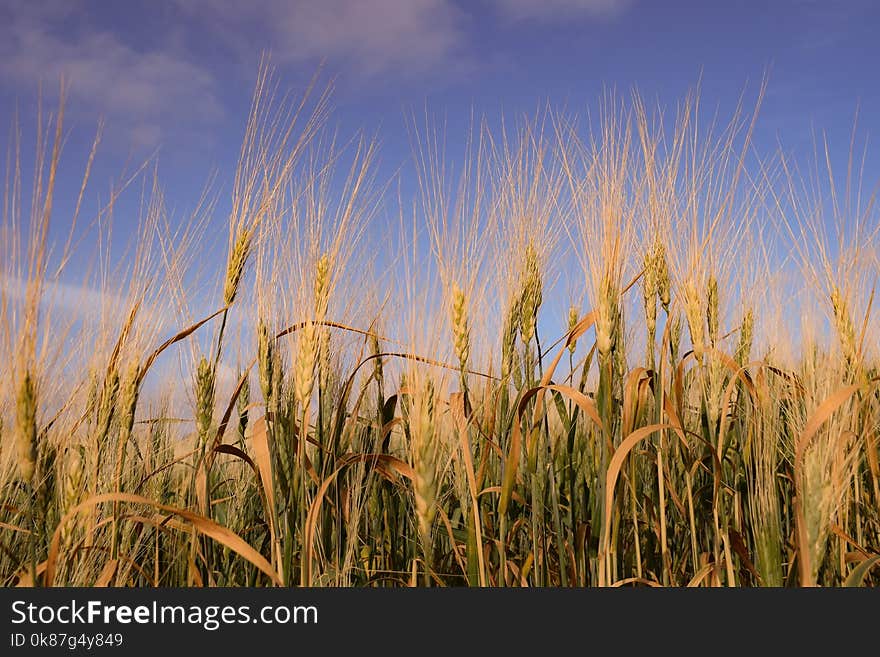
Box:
1;66;878;587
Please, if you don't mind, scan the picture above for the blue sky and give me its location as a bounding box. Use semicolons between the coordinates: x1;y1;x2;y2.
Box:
1;0;879;325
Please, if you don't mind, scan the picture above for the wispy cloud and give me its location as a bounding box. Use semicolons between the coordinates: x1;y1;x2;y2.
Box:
490;0;634;22
0;0;223;148
1;273;112;318
0;0;637;147
173;0;465;77
0;273;175;336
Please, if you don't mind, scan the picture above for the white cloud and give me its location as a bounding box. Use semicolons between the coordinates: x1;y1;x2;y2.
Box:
172;0;465;76
0;1;223;148
0;0;636;147
1;273;113;317
491;0;633;21
0;273;178;338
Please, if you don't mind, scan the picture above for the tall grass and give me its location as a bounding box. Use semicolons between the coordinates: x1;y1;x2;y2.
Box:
1;68;878;587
